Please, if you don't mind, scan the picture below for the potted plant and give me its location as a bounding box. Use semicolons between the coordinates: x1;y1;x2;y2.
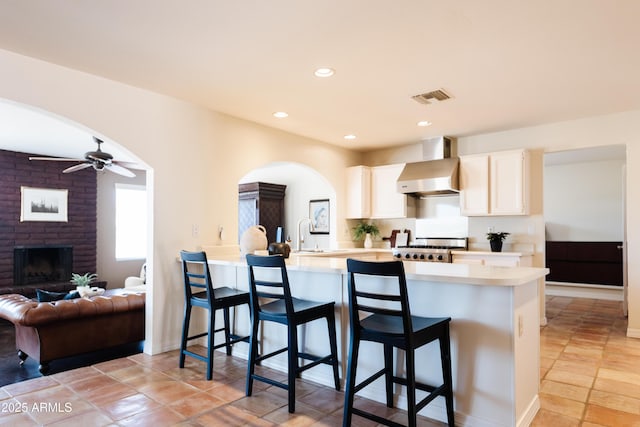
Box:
353;222;380;249
70;272;98;295
486;232;510;252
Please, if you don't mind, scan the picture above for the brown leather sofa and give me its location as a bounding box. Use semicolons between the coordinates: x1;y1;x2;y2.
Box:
0;292;145;374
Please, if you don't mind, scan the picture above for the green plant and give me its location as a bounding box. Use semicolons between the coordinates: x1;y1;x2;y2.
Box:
70;272;98;287
353;222;380;240
486;232;510;242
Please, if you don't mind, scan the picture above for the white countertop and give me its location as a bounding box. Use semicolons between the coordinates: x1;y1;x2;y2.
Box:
206;251;548;287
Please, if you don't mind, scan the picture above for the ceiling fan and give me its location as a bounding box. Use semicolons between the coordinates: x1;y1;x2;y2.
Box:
29;137;136;177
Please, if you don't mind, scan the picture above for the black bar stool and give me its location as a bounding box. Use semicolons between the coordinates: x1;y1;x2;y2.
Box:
245;254;340;413
343;258;455;427
179;250;250;380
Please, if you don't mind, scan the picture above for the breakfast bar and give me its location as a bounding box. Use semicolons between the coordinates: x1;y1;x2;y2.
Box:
205;251;548;427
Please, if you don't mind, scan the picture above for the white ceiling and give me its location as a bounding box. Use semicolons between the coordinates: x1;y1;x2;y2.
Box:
0;1;638;160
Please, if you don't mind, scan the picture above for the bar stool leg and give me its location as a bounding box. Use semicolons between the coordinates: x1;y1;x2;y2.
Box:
406;348;417;427
179;305;191;368
206;310;215;380
327;312;340;390
223;307;232;355
384;344;394;407
287;323;299;413
440;330;455;427
343;333;360;427
246;316;260;397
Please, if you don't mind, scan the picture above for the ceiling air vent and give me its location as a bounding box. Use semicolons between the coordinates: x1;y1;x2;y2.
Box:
412;89;451;105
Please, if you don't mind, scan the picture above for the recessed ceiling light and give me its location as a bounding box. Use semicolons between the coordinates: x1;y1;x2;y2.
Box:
273;111;289;118
417;120;432;127
314;67;335;77
344;134;356;140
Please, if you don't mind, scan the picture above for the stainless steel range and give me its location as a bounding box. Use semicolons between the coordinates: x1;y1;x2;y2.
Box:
392;237;468;263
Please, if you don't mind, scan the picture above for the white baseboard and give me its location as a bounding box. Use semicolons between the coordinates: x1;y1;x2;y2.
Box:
545;281;623;301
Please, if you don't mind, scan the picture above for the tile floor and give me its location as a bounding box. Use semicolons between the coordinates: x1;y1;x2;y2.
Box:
1;296;639;426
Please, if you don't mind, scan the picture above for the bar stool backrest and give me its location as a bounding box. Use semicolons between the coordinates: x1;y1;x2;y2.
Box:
245;254;295;315
180;250;215;304
346;258;414;339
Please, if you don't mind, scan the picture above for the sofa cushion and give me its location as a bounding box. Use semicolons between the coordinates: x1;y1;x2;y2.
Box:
36;289;80;302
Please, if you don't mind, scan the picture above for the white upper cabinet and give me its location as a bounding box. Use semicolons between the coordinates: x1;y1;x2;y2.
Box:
346;164;411;219
370;164;409;218
490;150;529;215
460;149;530;216
345;165;371;219
459;154;489;216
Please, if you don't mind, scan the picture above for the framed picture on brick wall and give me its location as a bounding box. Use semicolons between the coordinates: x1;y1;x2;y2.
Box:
20;187;68;222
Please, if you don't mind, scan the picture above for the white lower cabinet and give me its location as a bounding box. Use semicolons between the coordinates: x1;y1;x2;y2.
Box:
452;251;533;267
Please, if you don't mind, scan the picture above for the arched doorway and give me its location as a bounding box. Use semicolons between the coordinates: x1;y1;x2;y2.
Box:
239;161;338;250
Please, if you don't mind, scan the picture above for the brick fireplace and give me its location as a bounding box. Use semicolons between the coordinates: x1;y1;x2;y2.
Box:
0;149;97;293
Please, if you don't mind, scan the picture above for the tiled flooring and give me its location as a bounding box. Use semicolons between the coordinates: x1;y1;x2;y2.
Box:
533;296;640;427
1;296;639;426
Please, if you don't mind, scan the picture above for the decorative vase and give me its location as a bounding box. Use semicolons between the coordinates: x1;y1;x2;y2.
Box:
240;225;268;256
490;240;503;252
364;233;373;249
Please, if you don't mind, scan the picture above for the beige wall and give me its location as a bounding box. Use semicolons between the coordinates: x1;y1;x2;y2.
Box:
0;49;360;353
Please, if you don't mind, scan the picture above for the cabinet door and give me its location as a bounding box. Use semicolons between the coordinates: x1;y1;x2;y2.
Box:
345;166;371;219
484;257;520;267
490;150;528;215
459;154;489;216
370;164;407;218
452;256;484;265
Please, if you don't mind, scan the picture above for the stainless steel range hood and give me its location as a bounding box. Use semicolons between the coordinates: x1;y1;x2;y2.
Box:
396;136;459;196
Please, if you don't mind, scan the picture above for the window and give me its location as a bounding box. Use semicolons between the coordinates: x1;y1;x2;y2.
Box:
115;184;147;260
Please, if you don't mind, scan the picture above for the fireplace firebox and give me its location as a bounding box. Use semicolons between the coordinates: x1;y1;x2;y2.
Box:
14;245;73;286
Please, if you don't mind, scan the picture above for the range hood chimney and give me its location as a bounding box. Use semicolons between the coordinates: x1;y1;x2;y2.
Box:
396;136;459;196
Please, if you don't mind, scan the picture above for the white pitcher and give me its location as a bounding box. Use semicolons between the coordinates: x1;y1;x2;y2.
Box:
240;225;268;256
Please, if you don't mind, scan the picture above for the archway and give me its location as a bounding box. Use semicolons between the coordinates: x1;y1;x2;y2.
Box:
239;161;338;250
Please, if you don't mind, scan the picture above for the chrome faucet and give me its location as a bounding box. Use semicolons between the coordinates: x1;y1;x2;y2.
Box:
297;217;314;251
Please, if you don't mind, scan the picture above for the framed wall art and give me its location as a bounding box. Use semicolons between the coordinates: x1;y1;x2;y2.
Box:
20;186;68;222
309;198;329;234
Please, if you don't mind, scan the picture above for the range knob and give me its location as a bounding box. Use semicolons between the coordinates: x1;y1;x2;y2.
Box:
394;253;402;259
404;253;411;259
436;254;444;261
427;254;434;260
412;254;419;260
419;254;425;260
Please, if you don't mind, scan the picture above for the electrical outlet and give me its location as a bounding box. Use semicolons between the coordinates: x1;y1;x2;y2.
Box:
192;224;199;237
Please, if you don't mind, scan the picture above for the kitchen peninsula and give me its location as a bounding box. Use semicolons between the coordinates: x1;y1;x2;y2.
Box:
204;250;548;427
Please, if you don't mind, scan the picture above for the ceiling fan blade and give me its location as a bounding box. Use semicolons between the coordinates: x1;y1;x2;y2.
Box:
107;163;136;178
113;160;140;169
63;163;93;173
29;156;85;162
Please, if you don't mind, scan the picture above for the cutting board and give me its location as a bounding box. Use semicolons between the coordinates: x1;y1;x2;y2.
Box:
395;231;409;247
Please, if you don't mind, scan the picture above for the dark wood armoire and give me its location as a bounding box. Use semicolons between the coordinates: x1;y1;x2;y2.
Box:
238;182;287;244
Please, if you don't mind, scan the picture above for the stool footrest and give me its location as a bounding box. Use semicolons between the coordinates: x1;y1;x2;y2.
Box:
256;346;288;363
211;334;250;350
352;407;405;427
181;349;207;362
354;368;386;394
186;332;208;342
251;373;287;390
297;353;335;374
